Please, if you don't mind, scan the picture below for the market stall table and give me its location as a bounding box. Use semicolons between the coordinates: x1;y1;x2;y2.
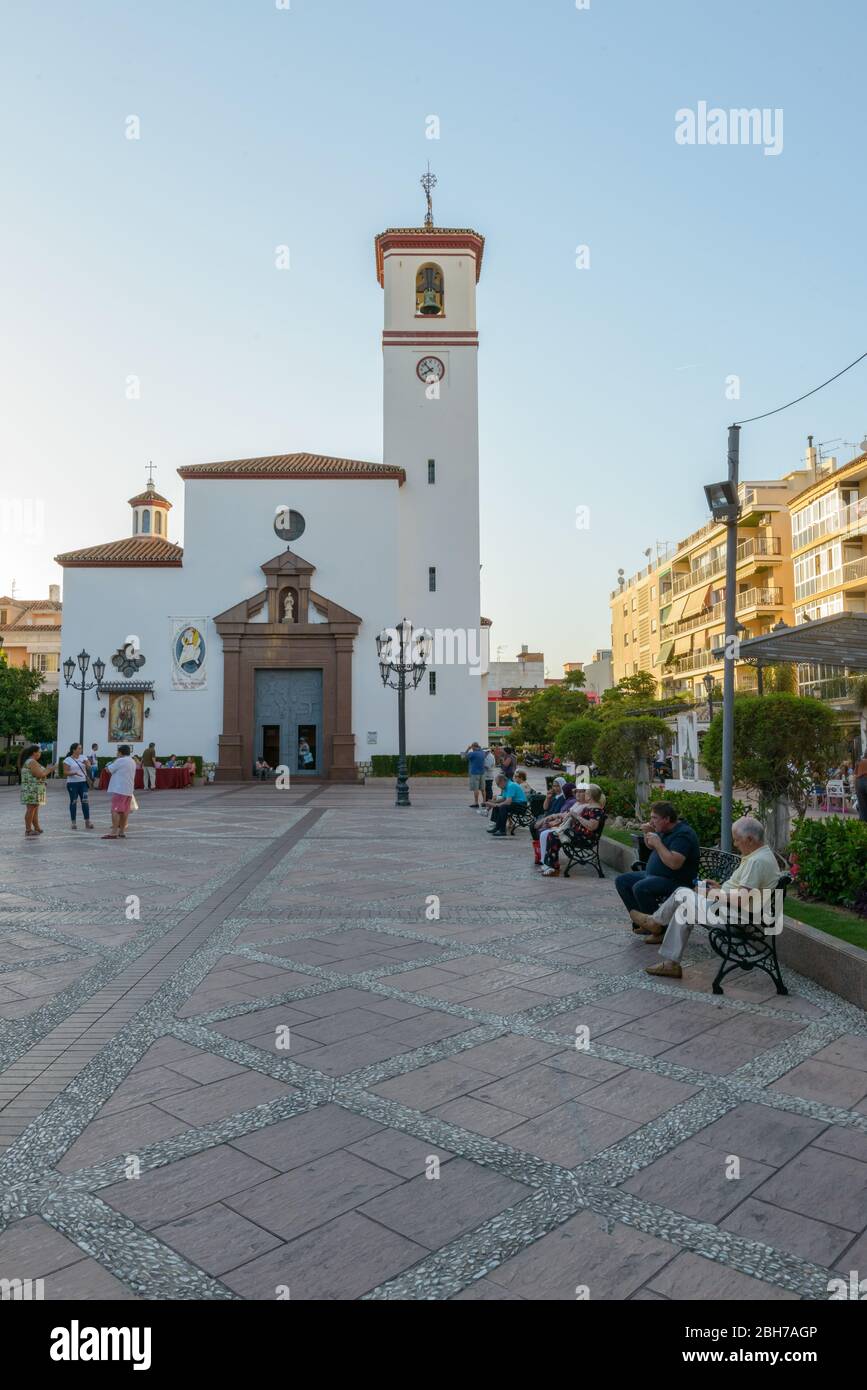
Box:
98;766;192;791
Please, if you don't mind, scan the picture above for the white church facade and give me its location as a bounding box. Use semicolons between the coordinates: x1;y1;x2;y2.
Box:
56;213;489;781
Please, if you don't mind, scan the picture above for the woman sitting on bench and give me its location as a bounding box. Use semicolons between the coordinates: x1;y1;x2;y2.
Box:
540;784;606;877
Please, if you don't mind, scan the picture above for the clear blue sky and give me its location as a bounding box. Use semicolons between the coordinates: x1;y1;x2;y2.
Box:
2;0;866;673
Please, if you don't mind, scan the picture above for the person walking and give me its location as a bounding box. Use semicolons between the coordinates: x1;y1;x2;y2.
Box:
855;748;867;822
483;747;496;805
19;744;55;835
462;742;488;811
141;741;157;791
499;745;518;782
103;745;138;840
63;743;95;829
87;743;100;786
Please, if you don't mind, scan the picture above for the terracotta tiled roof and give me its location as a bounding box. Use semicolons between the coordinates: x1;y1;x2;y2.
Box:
128;489;172;508
375;226;485;286
55;537;183;567
0;598;61;610
4;621;63;631
177;453;405;482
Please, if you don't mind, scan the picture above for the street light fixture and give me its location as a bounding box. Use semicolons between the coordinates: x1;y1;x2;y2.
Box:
706;428;742;852
702;672;716;722
62;649;105;751
376;619;428;807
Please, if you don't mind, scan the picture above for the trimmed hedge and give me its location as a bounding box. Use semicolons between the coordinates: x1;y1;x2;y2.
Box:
369;754;466;776
789;818;867;916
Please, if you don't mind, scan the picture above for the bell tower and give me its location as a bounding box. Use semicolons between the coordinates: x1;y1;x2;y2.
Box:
375;174;485;749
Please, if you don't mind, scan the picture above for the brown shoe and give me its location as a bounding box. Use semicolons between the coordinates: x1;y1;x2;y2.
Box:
641;933;665;945
630;910;659;934
645;961;682;979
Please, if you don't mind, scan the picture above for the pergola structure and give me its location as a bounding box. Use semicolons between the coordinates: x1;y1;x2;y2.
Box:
720;613;867;671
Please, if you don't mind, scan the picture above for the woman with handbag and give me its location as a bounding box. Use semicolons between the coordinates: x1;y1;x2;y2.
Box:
63;743;95;829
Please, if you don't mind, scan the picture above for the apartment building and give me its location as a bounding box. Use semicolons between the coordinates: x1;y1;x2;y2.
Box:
610;475;810;700
788;443;867;703
0;586;63;691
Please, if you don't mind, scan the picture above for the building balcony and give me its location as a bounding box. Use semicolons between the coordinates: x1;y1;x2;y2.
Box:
791;494;867;554
735;585;785;616
794;553;867;603
669;537;782;596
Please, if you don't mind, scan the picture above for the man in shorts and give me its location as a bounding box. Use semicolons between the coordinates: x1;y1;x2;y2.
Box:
103;745;137;840
462;742;487;812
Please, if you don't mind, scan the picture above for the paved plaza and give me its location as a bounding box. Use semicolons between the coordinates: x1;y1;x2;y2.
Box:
0;777;866;1301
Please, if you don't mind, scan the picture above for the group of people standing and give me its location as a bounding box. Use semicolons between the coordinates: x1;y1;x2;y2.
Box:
18;743;140;840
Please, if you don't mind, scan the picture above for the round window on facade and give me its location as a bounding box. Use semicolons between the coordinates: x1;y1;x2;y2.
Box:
274;507;306;543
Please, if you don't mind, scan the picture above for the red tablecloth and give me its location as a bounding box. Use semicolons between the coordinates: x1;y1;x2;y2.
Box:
98;767;193;791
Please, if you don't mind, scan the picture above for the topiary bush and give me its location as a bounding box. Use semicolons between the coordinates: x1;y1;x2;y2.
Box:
789;818;867;915
595;778;638;819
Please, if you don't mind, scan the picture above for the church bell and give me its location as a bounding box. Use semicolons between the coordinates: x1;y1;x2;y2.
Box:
419;288;441;315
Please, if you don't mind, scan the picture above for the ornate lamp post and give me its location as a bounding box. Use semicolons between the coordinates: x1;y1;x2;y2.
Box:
63;650;105;750
702;672;716;722
376;620;427;807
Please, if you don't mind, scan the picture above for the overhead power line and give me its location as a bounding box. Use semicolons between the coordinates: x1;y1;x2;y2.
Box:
734;348;867;426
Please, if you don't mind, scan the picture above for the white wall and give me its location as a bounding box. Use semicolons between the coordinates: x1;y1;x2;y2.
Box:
58;476;405;763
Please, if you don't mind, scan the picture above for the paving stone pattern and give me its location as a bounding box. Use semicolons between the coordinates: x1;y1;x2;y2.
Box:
0;779;865;1300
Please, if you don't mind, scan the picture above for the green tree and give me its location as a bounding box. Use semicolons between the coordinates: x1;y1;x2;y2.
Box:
702;693;841;848
764;664;797;694
511;686;590;746
554;716;598;766
26;691;59;744
0;663;45;755
562;668;586;690
594;715;670;817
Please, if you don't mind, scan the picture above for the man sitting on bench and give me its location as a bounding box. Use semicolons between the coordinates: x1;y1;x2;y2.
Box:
614;802;700;920
486;773;527;837
632;816;781;980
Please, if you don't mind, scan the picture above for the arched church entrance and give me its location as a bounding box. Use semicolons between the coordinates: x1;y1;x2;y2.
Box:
213;549;361;783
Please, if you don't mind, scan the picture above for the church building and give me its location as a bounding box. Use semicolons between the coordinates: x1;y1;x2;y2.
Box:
56;198;489;781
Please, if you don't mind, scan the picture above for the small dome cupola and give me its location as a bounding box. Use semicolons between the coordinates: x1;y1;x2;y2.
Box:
129;465;172;538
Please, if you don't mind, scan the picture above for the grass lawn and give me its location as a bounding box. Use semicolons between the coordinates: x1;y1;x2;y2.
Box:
604;828;634;848
784;898;867;953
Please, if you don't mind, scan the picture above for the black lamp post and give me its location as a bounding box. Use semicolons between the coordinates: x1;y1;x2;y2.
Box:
63;650;105;750
702;672;715;722
376;619;427;807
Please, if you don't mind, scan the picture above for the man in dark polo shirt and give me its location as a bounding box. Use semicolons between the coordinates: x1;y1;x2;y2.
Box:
614;801;700;920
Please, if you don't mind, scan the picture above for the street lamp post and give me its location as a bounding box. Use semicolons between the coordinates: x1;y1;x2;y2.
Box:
702;672;715;723
376;620;427;807
62;650;106;751
704;425;742;853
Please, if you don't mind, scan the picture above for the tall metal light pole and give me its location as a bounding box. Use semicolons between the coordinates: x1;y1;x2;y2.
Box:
62;650;105;751
704;425;741;853
702;672;715;724
376;620;427;807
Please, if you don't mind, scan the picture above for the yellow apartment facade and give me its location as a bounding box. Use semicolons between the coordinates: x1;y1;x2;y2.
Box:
788;445;867;714
611;475;810;700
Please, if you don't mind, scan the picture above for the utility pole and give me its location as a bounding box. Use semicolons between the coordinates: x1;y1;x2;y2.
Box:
720;425;740;852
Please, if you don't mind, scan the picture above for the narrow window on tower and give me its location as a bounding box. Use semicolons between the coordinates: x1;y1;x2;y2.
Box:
429;566;437;592
428;458;436;484
429;671;437;696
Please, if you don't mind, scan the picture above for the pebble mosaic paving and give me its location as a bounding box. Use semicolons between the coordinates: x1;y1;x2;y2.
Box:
0;778;865;1300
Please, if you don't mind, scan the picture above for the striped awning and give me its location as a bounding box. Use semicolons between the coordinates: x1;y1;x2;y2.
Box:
681;584;713;620
658;640;675;667
663;594;689;625
673;634;693;656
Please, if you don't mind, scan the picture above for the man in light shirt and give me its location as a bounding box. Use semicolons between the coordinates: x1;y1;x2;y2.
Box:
631;816;782;980
103;744;138;840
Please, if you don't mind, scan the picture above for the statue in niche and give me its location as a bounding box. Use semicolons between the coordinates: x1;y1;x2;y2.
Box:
281;589;297;623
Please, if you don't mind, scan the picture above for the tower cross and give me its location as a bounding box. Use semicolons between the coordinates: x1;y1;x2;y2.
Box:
420;165;437;229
